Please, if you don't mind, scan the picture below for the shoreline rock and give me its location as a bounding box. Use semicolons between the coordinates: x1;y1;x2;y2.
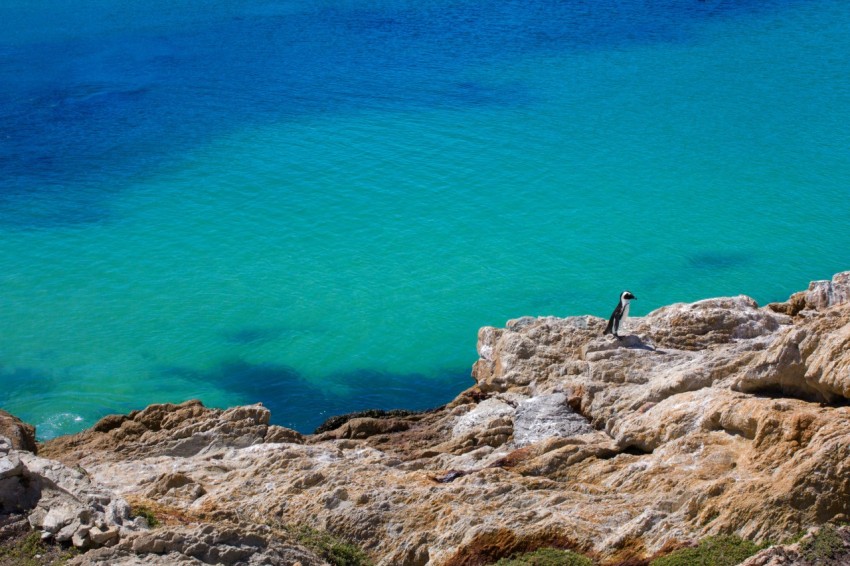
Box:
0;410;37;454
4;271;850;565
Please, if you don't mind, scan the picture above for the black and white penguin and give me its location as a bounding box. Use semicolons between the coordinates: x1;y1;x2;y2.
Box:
603;291;636;339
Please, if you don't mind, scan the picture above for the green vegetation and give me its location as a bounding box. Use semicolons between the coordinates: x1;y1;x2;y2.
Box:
0;530;45;566
493;547;594;566
288;524;374;566
650;535;763;566
130;504;160;528
0;530;77;566
800;524;844;562
780;530;806;546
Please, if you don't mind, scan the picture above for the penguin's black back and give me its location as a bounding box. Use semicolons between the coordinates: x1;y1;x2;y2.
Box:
603;300;624;335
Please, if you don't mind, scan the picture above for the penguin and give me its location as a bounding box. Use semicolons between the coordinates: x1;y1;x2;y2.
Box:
603;291;636;339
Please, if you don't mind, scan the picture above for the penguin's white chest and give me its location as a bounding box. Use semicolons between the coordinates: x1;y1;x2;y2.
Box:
621;301;631;319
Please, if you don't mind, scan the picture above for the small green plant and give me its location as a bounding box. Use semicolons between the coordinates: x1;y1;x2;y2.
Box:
493;547;594;566
289;524;374;566
130;505;161;528
800;524;844;562
0;530;46;566
0;527;80;565
56;546;80;565
650;535;763;566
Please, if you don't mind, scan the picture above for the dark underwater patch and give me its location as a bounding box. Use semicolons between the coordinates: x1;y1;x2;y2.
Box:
688;251;752;270
220;327;285;345
0;366;59;405
162;361;305;403
304;367;470;433
162;361;469;434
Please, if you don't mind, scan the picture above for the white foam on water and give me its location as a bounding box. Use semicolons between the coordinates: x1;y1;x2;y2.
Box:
37;413;86;440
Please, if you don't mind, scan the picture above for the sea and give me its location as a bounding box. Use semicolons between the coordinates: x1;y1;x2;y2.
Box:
2;0;849;439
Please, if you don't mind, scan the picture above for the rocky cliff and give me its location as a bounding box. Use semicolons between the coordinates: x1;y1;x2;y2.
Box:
4;272;850;565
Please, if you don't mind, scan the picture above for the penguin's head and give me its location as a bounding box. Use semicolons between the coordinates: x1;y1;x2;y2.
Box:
621;291;636;302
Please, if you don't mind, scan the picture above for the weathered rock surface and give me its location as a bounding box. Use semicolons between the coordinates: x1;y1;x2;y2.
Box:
0;434;138;551
40;400;304;464
69;522;327;566
0;409;37;453
6;270;850;565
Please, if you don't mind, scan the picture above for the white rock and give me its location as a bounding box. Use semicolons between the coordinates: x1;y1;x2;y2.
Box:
0;452;22;479
89;525;119;545
512;393;593;447
72;525;91;549
56;519;82;542
42;503;77;533
451;398;514;438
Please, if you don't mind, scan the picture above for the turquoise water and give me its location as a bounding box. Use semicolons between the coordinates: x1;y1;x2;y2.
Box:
2;0;849;439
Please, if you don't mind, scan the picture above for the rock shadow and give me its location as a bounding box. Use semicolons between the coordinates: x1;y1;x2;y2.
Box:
744;384;850;408
614;335;663;353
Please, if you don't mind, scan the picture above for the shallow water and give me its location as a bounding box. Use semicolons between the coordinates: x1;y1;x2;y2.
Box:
2;0;849;438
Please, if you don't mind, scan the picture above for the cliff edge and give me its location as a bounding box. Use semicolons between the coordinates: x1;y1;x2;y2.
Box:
4;272;850;565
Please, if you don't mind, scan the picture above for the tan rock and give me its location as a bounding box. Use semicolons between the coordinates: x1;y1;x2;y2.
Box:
768;271;850;315
0;410;37;453
40;400;303;463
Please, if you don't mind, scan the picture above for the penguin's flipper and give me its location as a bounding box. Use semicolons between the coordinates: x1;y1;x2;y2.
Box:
603;315;615;335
